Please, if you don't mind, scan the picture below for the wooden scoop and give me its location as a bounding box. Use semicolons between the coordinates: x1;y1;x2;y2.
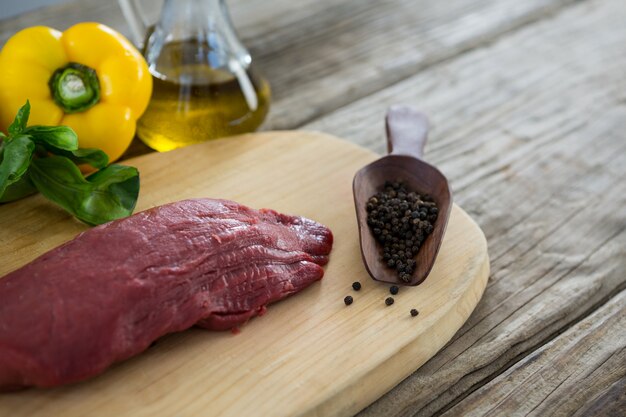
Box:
353;105;452;286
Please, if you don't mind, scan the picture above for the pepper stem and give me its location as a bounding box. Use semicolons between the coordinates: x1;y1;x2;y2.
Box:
49;63;100;113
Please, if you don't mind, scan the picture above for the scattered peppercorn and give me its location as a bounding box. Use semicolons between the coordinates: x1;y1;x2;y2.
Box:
385;297;394;306
410;309;419;317
344;296;353;306
390;285;399;295
352;281;362;291
366;181;438;282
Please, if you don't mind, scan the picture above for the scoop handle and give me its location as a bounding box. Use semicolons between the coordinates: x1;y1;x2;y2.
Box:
385;105;430;159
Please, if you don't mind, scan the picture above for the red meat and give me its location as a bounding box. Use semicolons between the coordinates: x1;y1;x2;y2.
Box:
0;199;333;391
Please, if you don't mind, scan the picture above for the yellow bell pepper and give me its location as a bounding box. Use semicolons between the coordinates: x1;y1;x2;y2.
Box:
0;23;152;162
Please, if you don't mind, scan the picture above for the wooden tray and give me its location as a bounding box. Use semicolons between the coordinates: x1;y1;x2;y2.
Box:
0;131;489;417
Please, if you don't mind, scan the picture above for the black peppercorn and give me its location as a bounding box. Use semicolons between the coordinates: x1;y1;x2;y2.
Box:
344;296;353;306
410;309;419;317
365;181;438;282
385;297;394;306
390;285;399;295
352;281;361;291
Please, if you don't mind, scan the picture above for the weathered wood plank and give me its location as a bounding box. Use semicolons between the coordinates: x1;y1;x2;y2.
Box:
0;0;129;44
244;0;583;130
442;289;626;416
0;0;327;46
301;0;626;415
573;377;626;417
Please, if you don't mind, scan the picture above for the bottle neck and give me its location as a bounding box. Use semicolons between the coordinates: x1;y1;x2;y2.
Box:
161;0;227;34
146;0;250;77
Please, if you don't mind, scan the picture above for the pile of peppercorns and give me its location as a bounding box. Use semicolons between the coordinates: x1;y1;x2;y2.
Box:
366;181;438;282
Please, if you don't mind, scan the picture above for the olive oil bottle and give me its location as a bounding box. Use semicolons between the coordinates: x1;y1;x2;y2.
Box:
137;41;271;152
121;0;271;152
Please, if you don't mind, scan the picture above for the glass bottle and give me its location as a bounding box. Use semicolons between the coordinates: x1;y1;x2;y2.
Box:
119;0;270;151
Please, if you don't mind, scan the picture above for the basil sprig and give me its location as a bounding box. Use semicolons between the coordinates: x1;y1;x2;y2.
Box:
0;101;140;225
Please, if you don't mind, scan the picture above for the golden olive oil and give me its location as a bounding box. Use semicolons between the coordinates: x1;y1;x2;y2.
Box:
137;41;271;152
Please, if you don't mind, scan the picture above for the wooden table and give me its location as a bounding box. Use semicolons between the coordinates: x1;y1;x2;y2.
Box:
2;0;624;415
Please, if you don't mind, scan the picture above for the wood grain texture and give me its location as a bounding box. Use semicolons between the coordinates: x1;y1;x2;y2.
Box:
249;0;582;130
303;0;626;414
442;287;626;417
0;132;489;417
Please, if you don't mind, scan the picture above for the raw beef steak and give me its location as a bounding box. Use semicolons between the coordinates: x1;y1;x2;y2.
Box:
0;199;333;391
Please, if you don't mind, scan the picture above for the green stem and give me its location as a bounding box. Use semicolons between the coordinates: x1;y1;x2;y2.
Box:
49;62;100;113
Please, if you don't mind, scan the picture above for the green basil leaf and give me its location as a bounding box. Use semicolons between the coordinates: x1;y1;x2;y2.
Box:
55;148;109;169
23;125;78;151
8;101;30;136
29;156;139;225
0;174;37;203
85;164;139;212
23;125;106;168
0;135;35;196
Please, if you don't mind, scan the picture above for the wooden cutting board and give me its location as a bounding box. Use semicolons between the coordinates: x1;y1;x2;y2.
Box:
0;131;489;417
